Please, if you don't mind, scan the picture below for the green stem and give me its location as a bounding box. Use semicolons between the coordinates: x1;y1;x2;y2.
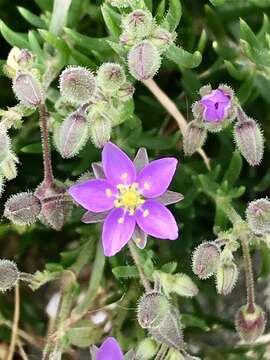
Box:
128;241;151;292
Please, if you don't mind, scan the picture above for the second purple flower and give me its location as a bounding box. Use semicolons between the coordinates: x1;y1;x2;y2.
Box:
69;142;183;256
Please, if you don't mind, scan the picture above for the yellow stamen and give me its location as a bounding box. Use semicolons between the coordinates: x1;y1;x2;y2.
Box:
121;172;128;180
106;188;112;197
114;200;121;208
129;209;135;216
118;217;124;224
143;210;149;217
144;182;151;190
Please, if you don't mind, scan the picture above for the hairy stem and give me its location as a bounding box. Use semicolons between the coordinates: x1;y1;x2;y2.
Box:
142;78;211;170
7;282;20;360
39;103;54;185
128;241;151;291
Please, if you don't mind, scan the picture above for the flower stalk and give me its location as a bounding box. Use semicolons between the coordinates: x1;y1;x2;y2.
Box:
128;241;151;291
7;282;20;360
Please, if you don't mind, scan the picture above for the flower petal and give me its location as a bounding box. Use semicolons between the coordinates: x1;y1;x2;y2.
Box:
132;225;147;249
137;158;178;198
133;147;149;172
136;200;178;240
102;142;136;185
102;208;136;256
68;179;116;212
92;162;105;179
81;210;109;223
96;337;124;360
156;190;184;206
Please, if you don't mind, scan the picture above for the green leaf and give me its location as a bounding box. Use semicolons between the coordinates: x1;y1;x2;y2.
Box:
101;4;121;40
222;151;243;188
160;262;177;274
112;266;139;279
34;0;53;12
259;242;270;279
20;143;42;154
17;7;46;28
28;31;44;62
66;320;101;347
155;0;166;24
209;0;224;5
181;314;209;330
70;48;97;69
165;44;202;69
161;0;182;32
0;20;29;49
38;29;70;65
129;131;180;150
67;0;83;29
240;19;259;50
49;0;72;36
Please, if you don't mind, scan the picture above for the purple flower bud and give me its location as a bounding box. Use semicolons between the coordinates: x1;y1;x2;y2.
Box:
128;41;161;81
97;63;126;92
117;82;135;101
150;27;175;52
233;118;264;166
55;108;89;158
0;259;20;292
192;242;220;279
235;304;266;342
59;66;96;105
4;192;41;226
122;10;153;38
183;121;207;156
35;181;73;231
89;114;112;148
12;72;44;107
246;198;270;235
215;262;238;295
0;152;19;180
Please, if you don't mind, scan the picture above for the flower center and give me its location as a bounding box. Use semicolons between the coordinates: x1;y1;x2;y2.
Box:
114;182;145;215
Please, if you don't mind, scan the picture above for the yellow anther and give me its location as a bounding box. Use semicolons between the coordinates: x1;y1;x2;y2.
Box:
106;188;112;197
144;182;151;190
143;209;149;217
118;217;124;224
114;200;121;208
121;172;128;180
129;209;135;216
131;182;139;190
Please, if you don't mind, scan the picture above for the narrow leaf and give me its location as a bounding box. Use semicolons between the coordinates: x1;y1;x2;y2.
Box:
165;44;202;69
17;7;46;28
0;20;29;49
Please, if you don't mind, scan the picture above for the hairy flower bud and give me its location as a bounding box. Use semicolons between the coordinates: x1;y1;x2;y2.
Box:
235;304;266;342
5;47;34;78
246;198;270;235
156;271;198;298
89;114;112;148
0;260;20;292
192;242;220;279
97;63;126;92
59;66;96;104
183;121;207;156
136;338;158;360
35;181;73;231
122;10;153;38
128;41;161;81
4;192;41;226
0;152;18;180
150;27;175;52
233;118;264;166
117;82;135;101
55;108;89;158
12;72;43;107
215;262;238;295
0;131;11;163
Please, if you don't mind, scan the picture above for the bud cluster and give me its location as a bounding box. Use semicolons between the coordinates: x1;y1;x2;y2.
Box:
56;64;134;154
137;291;184;350
185;84;264;166
192;240;239;296
118;8;175;80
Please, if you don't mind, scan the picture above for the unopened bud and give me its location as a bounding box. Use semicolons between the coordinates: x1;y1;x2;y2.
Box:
183;121;207;156
5;48;34;78
215;262;238;295
89;114;112;148
136;338;158;360
0;152;18;180
156;271;198;298
235;304;266;342
107;0;136;7
119;32;135;46
122;10;153;38
35;181;73;231
192;242;220;279
59;66;96;104
4;192;41;226
97;63;126;92
128;41;161;81
246;198;270;235
0;260;20;292
12;72;43;107
150;27;175;52
0;131;11;162
117;82;135;101
233;118;264;166
55;108;89;158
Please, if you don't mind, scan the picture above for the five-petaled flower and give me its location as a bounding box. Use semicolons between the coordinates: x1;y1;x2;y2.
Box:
200;89;231;122
69;142;183;256
93;337;124;360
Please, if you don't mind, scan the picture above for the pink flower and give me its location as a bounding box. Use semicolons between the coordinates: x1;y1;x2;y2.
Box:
200;89;231;122
69;142;183;256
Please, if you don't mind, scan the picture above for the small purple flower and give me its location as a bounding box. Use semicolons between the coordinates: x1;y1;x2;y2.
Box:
200;89;231;122
69;142;183;256
95;337;123;360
